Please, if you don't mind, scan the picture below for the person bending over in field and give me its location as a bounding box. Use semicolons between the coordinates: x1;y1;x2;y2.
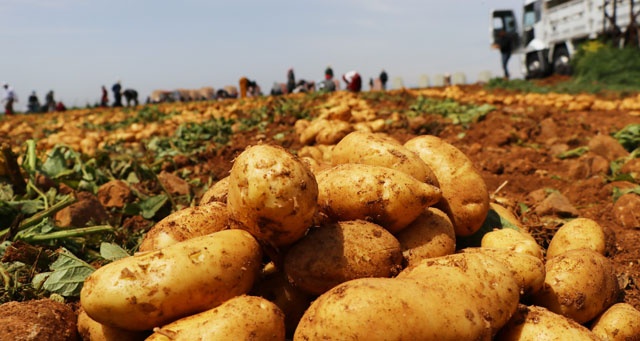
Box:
123;89;139;107
342;71;362;93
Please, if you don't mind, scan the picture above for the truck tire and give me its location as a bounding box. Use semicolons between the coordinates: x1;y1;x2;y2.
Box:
553;46;572;75
525;52;548;79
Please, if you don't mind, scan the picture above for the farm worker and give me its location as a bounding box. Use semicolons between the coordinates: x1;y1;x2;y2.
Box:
112;81;123;107
123;89;139;106
239;77;249;98
379;69;389;90
100;86;108;107
342;70;362;93
2;83;17;115
493;29;512;79
27;91;41;113
286;68;296;94
44;90;55;112
325;66;334;80
247;79;261;97
55;101;67;112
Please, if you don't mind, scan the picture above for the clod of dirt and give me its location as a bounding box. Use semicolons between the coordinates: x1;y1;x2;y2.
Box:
587;134;630;161
613;193;640;229
97;180;133;209
157;171;190;196
621;158;640;182
54;192;109;227
534;191;579;217
0;298;78;341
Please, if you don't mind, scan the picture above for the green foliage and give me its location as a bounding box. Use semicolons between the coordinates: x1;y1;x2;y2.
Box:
572;43;640;89
408;96;495;125
612;123;640;152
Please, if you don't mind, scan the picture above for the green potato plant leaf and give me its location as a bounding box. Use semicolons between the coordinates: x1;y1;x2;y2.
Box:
40;248;95;297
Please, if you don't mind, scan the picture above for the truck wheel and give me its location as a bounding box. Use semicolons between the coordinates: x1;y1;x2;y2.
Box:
526;53;546;79
553;47;572;75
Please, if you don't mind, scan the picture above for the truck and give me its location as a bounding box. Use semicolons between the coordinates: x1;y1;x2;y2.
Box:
492;0;639;78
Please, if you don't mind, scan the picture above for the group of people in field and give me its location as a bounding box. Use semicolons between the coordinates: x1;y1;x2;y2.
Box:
2;67;389;115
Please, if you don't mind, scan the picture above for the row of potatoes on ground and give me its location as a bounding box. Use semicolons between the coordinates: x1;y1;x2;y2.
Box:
78;131;640;340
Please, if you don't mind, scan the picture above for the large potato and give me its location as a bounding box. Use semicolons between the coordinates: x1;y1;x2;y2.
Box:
80;229;263;331
532;248;619;324
294;276;493;340
590;303;640;341
404;135;490;236
227;144;318;246
251;270;313;338
77;309;148;341
398;252;520;334
496;305;601;340
146;295;285;341
138;201;229;251
395;207;456;266
463;247;545;297
481;228;544;260
284;220;403;295
331;131;439;185
199;176;229;205
316;163;441;233
546;217;606;259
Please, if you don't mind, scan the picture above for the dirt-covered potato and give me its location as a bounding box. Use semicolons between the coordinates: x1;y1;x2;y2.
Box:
199;176;229;205
146;295;285;341
331;131;439;186
80;229;263;331
532;248;619;324
227;144;318;246
138;201;229;251
404;135;490;236
294;276;493;340
496;305;601;340
395;207;456;266
251;270;313;338
546;217;607;259
284;220;403;295
316;163;441;233
590;303;640;341
463;247;545;297
481;228;544;260
77;308;149;341
398;252;520;334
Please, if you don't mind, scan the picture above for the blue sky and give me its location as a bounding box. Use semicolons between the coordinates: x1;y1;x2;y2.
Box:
1;0;522;109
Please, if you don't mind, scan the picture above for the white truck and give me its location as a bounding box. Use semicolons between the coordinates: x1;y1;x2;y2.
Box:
492;0;639;78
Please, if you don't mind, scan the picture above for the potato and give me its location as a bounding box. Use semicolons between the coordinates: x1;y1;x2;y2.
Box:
294;276;493;340
331;131;439;186
532;248;619;324
496;305;601;340
80;229;263;331
398;252;520;333
251;270;313;338
395;207;456;266
462;247;545;296
490;202;524;230
316;163;441;233
227;144;318;246
546;217;606;259
284;220;403;295
146;295;285;341
590;303;640;341
404;135;490;236
199;176;229;205
77;308;149;341
138;201;229;251
481;228;544;260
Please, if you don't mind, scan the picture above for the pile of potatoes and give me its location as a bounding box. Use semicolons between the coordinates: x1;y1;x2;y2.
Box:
78;131;640;340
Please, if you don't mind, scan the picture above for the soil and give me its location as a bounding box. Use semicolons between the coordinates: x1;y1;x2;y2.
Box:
0;82;639;337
